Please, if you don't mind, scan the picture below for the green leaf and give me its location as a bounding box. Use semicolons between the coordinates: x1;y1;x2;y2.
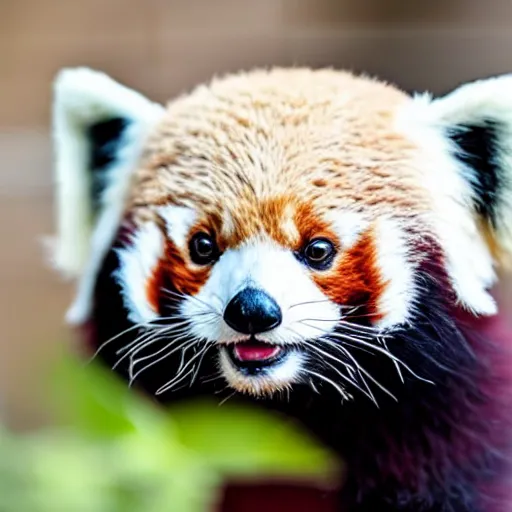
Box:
169;399;338;479
49;356;338;480
0;352;340;512
49;355;171;440
0;427;220;512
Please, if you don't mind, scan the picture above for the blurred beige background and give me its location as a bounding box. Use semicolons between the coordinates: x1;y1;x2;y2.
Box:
2;0;512;429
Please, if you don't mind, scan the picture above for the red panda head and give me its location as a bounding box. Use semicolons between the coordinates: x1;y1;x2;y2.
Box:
48;67;512;398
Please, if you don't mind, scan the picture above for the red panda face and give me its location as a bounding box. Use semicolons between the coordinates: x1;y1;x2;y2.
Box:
118;205;419;395
51;67;512;399
109;71;430;395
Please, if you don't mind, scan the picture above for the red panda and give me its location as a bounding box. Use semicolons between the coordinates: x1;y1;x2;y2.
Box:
48;67;512;511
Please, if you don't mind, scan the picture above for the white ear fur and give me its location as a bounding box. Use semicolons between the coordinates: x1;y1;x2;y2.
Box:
401;74;512;317
428;74;512;127
428;74;512;258
50;67;165;325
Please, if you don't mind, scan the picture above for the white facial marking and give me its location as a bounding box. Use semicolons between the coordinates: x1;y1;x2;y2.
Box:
114;222;164;324
373;218;417;330
158;205;197;249
326;210;369;249
281;203;300;241
220;207;235;239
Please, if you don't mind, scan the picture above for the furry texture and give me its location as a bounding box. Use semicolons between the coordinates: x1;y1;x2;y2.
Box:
86;234;512;511
49;67;512;511
51;67;165;324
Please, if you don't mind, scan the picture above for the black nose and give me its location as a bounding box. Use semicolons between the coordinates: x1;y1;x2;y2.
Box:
223;288;282;335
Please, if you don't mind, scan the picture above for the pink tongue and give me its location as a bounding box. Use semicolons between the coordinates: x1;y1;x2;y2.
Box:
234;342;281;361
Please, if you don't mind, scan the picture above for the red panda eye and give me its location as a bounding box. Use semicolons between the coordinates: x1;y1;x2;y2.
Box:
302;238;336;270
189;232;219;265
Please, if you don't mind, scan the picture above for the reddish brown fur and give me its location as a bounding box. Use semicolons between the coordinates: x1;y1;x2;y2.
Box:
215;195;300;249
146;239;211;310
146;263;164;313
162;240;211;296
312;226;386;320
293;203;338;251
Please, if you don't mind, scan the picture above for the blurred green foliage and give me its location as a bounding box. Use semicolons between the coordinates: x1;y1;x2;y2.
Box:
0;356;337;512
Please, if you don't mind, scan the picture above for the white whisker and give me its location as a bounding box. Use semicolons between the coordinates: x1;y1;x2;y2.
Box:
161;288;222;316
381;336;404;384
129;338;199;383
113;329;167;370
129;332;192;374
190;344;214;386
156;344;212;394
91;322;152;361
297;318;377;339
116;319;191;355
305;369;352;402
327;332;434;385
298;337;378;405
218;391;237;406
155;368;195;396
309;379;320;394
287;299;333;311
301;321;433;385
326;339;398;403
202;372;222;385
319;339;380;404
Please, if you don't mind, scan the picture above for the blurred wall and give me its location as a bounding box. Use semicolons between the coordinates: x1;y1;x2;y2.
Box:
2;0;512;428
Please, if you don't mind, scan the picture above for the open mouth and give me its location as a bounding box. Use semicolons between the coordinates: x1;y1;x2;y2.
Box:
224;338;287;374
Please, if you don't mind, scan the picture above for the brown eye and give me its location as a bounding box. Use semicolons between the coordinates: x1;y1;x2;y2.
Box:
189;233;218;265
302;239;336;270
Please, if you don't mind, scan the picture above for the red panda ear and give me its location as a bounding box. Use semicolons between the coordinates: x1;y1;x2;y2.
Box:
48;67;165;324
430;75;512;266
